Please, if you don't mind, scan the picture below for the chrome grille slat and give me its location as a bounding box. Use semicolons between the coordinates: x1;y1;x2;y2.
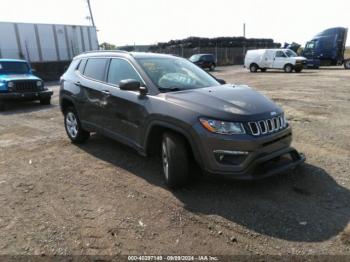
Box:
258;121;267;134
248;114;287;136
248;122;260;136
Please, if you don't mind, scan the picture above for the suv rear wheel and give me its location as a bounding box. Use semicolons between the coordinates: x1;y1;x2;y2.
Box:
209;64;216;71
161;133;189;188
64;107;90;143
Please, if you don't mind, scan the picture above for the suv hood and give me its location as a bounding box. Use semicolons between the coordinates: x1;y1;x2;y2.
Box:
165;85;282;120
0;74;40;81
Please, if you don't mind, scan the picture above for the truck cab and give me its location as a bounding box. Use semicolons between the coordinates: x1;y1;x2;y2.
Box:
245;49;307;73
302;27;349;69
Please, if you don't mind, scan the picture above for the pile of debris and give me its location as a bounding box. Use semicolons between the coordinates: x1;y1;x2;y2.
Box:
149;36;280;51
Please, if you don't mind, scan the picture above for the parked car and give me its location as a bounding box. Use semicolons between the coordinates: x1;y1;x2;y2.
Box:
189;54;217;71
60;51;305;188
244;49;307;73
0;59;52;111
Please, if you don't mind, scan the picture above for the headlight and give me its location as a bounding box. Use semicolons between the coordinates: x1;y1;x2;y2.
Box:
36;81;42;87
8;81;14;88
200;118;245;135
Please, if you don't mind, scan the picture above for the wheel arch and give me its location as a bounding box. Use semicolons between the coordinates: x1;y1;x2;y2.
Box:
60;95;76;113
144;120;202;165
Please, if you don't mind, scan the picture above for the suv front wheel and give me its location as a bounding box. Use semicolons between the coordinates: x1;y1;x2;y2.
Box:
64;107;90;143
161;133;189;188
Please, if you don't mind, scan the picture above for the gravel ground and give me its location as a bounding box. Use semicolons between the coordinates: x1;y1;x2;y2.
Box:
0;67;349;256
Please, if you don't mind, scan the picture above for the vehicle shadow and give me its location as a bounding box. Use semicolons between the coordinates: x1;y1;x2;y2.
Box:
78;134;350;243
256;71;317;74
0;101;57;115
316;67;346;71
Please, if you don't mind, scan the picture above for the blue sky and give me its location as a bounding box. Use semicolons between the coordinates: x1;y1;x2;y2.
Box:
1;0;349;46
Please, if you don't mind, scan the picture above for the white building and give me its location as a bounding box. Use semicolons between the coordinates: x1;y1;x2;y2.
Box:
0;21;99;62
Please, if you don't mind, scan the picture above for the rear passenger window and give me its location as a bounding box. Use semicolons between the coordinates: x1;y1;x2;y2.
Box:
84;58;108;81
77;59;87;73
107;59;143;85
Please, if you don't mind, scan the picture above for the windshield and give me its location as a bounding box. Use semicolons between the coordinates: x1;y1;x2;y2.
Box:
189;54;201;62
0;61;30;74
137;57;220;92
305;41;316;50
285;50;298;57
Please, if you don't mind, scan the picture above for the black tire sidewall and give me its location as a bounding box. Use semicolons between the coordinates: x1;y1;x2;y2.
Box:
345;61;350;69
40;97;51;105
64;107;89;143
250;64;258;72
162;133;189;188
285;64;293;73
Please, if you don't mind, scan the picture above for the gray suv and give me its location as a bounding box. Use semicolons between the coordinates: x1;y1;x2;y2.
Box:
59;51;305;188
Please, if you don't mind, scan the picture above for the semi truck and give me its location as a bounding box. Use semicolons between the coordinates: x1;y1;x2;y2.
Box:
302;27;349;69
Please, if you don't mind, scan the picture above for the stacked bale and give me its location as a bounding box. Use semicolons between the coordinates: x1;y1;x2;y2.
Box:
149;36;281;65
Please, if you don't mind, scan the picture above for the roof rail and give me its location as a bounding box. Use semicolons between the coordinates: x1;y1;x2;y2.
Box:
80;49;129;55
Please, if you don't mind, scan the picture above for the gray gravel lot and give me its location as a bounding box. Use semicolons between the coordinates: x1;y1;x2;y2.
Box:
0;66;349;255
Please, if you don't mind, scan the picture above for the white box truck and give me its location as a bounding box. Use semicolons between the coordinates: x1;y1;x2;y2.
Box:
244;49;307;73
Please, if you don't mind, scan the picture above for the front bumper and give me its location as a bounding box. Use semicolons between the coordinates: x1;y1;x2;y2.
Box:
0;90;53;101
210;147;305;180
194;125;305;180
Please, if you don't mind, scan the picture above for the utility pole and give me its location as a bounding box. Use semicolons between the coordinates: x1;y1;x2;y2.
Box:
243;23;246;65
86;0;96;27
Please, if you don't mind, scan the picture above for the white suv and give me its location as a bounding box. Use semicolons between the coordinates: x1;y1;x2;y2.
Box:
244;49;307;73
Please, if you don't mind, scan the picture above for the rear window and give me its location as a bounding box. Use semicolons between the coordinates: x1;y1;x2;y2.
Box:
83;58;108;81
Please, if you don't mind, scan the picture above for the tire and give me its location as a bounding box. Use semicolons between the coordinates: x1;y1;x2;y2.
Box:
161;132;189;188
0;101;5;112
40;97;51;105
209;64;216;71
295;68;303;73
284;64;293;73
261;68;267;72
344;60;350;69
64;107;90;144
250;63;258;73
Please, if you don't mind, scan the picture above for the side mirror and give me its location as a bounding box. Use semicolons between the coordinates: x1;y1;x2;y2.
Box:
217;79;226;85
119;79;147;96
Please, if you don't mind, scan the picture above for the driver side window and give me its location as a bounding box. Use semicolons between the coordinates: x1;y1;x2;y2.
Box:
275;51;287;58
107;59;143;86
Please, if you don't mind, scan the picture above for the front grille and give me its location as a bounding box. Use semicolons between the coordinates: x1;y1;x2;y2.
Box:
12;81;40;93
248;115;287;136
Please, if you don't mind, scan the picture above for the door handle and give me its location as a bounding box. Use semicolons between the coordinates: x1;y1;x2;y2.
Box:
101;90;110;96
74;81;82;87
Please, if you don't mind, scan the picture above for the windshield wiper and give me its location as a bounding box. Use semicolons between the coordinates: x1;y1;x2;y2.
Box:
158;87;182;93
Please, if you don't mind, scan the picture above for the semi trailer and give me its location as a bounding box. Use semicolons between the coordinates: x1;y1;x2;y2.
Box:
0;21;99;79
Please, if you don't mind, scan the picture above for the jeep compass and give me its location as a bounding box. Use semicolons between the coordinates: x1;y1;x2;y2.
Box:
59;51;305;188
